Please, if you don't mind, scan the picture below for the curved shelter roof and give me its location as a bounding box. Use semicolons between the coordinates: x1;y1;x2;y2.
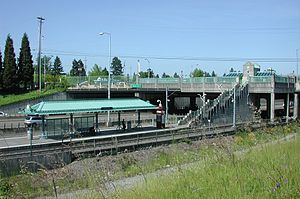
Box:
21;98;157;115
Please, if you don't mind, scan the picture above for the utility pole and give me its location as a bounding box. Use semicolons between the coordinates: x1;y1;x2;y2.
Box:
37;16;45;93
43;54;46;87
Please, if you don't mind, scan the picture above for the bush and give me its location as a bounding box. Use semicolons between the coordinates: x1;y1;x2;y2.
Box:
0;179;13;197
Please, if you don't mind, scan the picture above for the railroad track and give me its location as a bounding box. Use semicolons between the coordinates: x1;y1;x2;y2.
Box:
0;121;267;160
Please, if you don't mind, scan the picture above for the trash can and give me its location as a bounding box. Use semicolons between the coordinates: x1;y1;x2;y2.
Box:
127;121;131;130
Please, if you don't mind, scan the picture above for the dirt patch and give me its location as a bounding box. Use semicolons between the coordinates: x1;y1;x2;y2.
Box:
46;135;234;182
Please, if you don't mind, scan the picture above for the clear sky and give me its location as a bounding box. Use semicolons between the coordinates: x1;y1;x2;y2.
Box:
1;0;299;77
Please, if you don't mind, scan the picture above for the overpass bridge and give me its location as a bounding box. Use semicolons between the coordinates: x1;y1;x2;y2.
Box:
66;74;297;124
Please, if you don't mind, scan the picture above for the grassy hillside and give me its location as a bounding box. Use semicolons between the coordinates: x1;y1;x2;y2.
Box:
119;132;300;198
1;123;299;198
0;89;64;107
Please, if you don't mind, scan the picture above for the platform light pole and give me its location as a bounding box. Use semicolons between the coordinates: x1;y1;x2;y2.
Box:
297;48;300;81
37;16;45;93
99;32;111;99
99;32;112;126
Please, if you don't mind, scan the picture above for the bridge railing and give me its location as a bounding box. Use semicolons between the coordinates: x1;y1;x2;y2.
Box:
274;75;295;84
66;76;240;89
249;76;272;83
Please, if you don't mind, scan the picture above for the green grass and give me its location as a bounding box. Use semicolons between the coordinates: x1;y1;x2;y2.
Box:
1;122;299;198
119;133;300;199
0;88;65;106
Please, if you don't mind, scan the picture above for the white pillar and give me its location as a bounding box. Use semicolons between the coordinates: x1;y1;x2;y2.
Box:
270;92;275;123
286;94;290;123
294;93;298;119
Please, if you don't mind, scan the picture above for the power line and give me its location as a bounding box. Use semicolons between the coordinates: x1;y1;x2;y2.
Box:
34;49;297;63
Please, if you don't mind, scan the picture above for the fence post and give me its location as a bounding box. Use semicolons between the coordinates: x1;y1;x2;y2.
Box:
94;139;96;156
115;137;118;154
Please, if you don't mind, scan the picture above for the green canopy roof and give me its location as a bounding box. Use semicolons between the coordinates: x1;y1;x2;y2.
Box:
21;98;157;115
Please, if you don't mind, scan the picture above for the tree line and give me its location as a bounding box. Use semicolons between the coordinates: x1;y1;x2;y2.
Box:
0;34;64;93
0;33;218;94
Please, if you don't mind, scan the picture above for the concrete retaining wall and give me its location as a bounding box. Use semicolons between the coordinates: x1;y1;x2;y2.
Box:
0;150;72;177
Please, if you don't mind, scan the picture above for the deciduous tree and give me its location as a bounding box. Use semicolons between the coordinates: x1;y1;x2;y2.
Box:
88;64;108;76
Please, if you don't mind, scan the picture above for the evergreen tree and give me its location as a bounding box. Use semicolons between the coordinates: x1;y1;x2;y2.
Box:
162;72;170;78
102;67;109;76
17;33;34;90
52;56;63;76
70;59;86;76
173;72;179;78
0;50;2;88
3;35;17;92
70;59;78;76
77;59;86;76
146;68;154;78
211;70;217;77
111;57;123;76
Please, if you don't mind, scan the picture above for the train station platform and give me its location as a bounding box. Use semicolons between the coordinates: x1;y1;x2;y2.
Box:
0;125;159;150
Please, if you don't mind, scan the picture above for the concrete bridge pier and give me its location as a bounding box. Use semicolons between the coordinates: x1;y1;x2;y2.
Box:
190;96;197;111
294;93;298;119
285;94;290;122
270;92;275;123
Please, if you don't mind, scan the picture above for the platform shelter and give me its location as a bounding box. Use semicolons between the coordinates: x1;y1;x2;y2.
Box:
21;98;157;138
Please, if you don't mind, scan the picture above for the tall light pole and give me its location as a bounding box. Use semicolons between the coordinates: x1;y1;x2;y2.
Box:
37;16;45;93
99;32;111;99
99;32;112;126
297;48;299;81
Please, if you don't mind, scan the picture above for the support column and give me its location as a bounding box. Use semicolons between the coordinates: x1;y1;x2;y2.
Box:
70;113;74;133
41;115;46;138
137;111;141;127
95;113;99;130
190;96;197;111
233;85;236;127
294;93;298;119
117;111;121;129
286;94;290;123
270;92;275;123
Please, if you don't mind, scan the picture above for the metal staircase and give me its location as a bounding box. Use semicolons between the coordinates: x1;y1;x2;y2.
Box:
178;82;254;127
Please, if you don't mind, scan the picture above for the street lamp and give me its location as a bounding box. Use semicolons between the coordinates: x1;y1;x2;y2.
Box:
297;48;300;81
99;32;111;99
99;32;112;126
